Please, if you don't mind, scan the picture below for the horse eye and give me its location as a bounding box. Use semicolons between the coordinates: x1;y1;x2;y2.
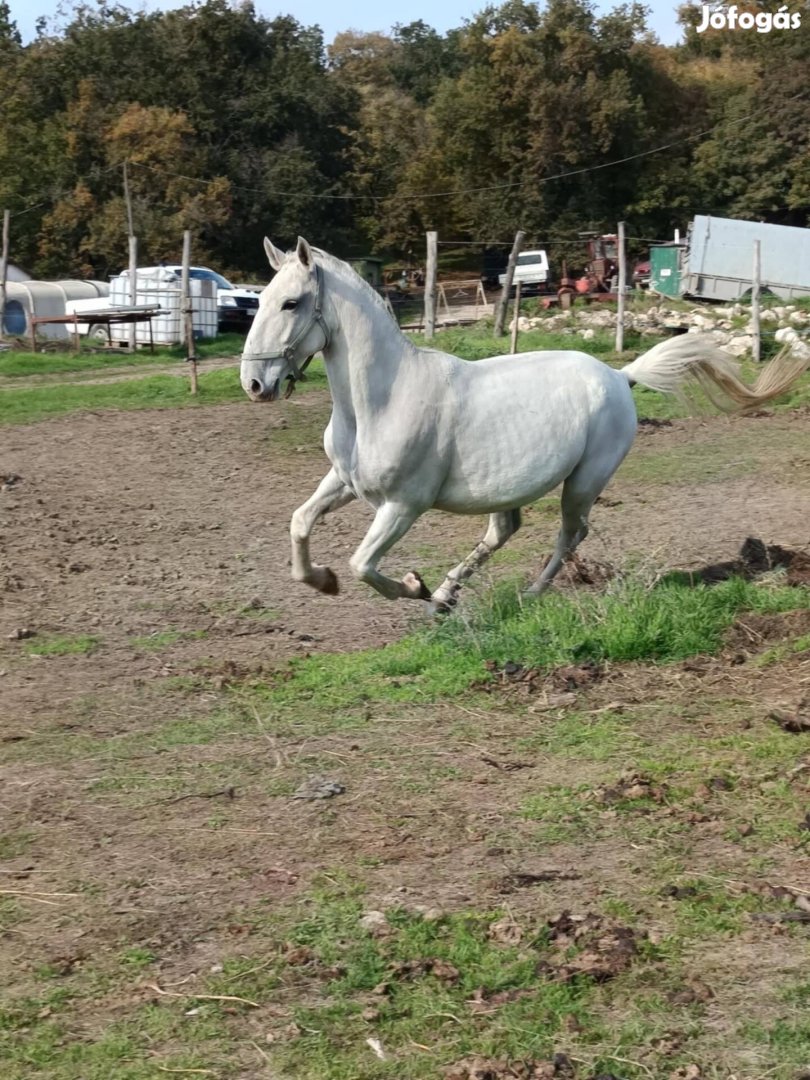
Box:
282;299;298;311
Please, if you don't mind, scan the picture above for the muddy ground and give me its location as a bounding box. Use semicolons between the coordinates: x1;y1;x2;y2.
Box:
1;387;809;1077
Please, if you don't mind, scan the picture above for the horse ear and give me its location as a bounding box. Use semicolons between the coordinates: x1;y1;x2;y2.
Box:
263;237;286;272
296;236;313;269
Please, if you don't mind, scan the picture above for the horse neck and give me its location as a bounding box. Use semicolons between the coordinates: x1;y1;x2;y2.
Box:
320;265;413;424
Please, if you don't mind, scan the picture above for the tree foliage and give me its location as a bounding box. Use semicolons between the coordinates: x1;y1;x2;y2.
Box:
1;0;807;278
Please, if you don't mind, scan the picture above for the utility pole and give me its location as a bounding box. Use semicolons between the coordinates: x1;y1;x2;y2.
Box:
123;161;135;237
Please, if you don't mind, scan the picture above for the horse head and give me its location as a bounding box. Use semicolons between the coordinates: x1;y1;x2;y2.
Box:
240;236;329;402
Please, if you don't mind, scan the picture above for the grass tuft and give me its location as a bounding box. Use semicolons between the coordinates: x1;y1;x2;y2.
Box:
23;634;100;657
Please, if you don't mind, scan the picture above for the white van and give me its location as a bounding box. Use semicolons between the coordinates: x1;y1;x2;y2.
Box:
499;250;550;290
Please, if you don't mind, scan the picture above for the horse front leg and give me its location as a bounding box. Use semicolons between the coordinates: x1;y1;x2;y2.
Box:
349;502;429;601
430;510;521;613
290;468;356;594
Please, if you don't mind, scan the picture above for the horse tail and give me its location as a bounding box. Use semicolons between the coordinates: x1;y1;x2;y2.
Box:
620;335;808;413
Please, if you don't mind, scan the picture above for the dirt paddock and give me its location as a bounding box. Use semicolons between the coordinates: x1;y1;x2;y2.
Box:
1;390;809;1076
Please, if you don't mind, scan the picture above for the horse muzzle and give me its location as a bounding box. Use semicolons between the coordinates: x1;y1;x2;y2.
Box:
246;376;281;402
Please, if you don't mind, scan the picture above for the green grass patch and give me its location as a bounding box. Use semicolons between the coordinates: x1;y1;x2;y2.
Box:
203;883;595;1079
432;576;806;671
518;709;638;761
0;830;35;860
0;358;328;426
753;632;810;667
243;576;808;732
23;634;100;657
409;324;647;364
0;334;246;378
0;990;235;1080
129;629;207;651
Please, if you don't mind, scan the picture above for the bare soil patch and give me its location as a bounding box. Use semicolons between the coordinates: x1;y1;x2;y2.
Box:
1;393;809;1077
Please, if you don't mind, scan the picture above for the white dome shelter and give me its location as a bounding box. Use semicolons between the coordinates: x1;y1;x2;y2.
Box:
2;279;109;340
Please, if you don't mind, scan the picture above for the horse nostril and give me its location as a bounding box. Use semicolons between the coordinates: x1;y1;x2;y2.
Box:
250;379;263;395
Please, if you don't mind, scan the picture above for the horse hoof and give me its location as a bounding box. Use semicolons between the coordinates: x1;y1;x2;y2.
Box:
428;590;457;616
522;584;545;599
312;567;339;595
427;601;451;617
403;571;431;601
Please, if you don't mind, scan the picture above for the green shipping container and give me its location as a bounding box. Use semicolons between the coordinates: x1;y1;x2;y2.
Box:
650;245;682;297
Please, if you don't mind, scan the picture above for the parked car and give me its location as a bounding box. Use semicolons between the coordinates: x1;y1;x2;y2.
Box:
139;265;259;332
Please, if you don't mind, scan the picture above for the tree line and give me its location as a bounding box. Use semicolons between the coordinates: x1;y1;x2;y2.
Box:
0;0;807;280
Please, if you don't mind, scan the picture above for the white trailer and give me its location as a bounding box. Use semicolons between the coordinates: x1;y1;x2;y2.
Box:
682;215;810;302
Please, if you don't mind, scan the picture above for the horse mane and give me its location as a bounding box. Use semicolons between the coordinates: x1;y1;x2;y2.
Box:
292;246;402;325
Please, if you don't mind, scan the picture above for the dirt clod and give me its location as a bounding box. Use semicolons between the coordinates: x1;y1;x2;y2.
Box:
550;661;605;692
670;1065;702;1080
487;918;524;945
498;870;581;894
291;775;346;800
592;772;668;806
695;537;810;587
539;911;642;983
359;910;391;937
444;1057;566;1080
667;979;715;1005
769;699;810;734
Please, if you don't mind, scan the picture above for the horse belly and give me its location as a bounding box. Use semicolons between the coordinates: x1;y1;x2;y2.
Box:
432;411;587;514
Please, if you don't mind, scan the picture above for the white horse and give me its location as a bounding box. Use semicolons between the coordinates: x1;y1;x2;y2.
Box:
240;237;807;612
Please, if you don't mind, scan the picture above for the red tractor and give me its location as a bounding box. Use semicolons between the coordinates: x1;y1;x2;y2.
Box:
552;234;624;309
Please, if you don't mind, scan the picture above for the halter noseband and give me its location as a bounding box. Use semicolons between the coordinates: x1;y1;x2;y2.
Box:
244;262;330;386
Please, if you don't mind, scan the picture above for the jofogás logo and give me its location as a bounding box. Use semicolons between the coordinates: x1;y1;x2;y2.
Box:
696;4;802;32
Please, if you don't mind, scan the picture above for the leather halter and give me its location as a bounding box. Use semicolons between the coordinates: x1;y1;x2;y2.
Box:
242;262;329;385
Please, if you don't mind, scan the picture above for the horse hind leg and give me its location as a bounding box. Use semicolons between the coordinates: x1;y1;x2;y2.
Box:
430;509;521;613
524;477;596;597
526;408;634;597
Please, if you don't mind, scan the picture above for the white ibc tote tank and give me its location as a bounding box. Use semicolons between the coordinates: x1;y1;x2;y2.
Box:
109;268;217;345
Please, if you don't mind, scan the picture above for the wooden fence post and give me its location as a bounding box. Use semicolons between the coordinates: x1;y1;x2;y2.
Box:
752;239;761;363
494;230;525;338
181;230;198;394
615;220;626;354
0;209;9;338
510;281;522;354
424;231;438;340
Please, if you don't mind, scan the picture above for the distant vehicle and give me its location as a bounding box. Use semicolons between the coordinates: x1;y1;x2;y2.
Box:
498;250;550;292
677;216;810;302
139;265;259;332
633;258;651;289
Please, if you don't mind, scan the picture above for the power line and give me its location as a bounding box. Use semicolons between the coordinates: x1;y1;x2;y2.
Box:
7;90;808;218
11;164;123;219
127;89;807;204
436;236;667;246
